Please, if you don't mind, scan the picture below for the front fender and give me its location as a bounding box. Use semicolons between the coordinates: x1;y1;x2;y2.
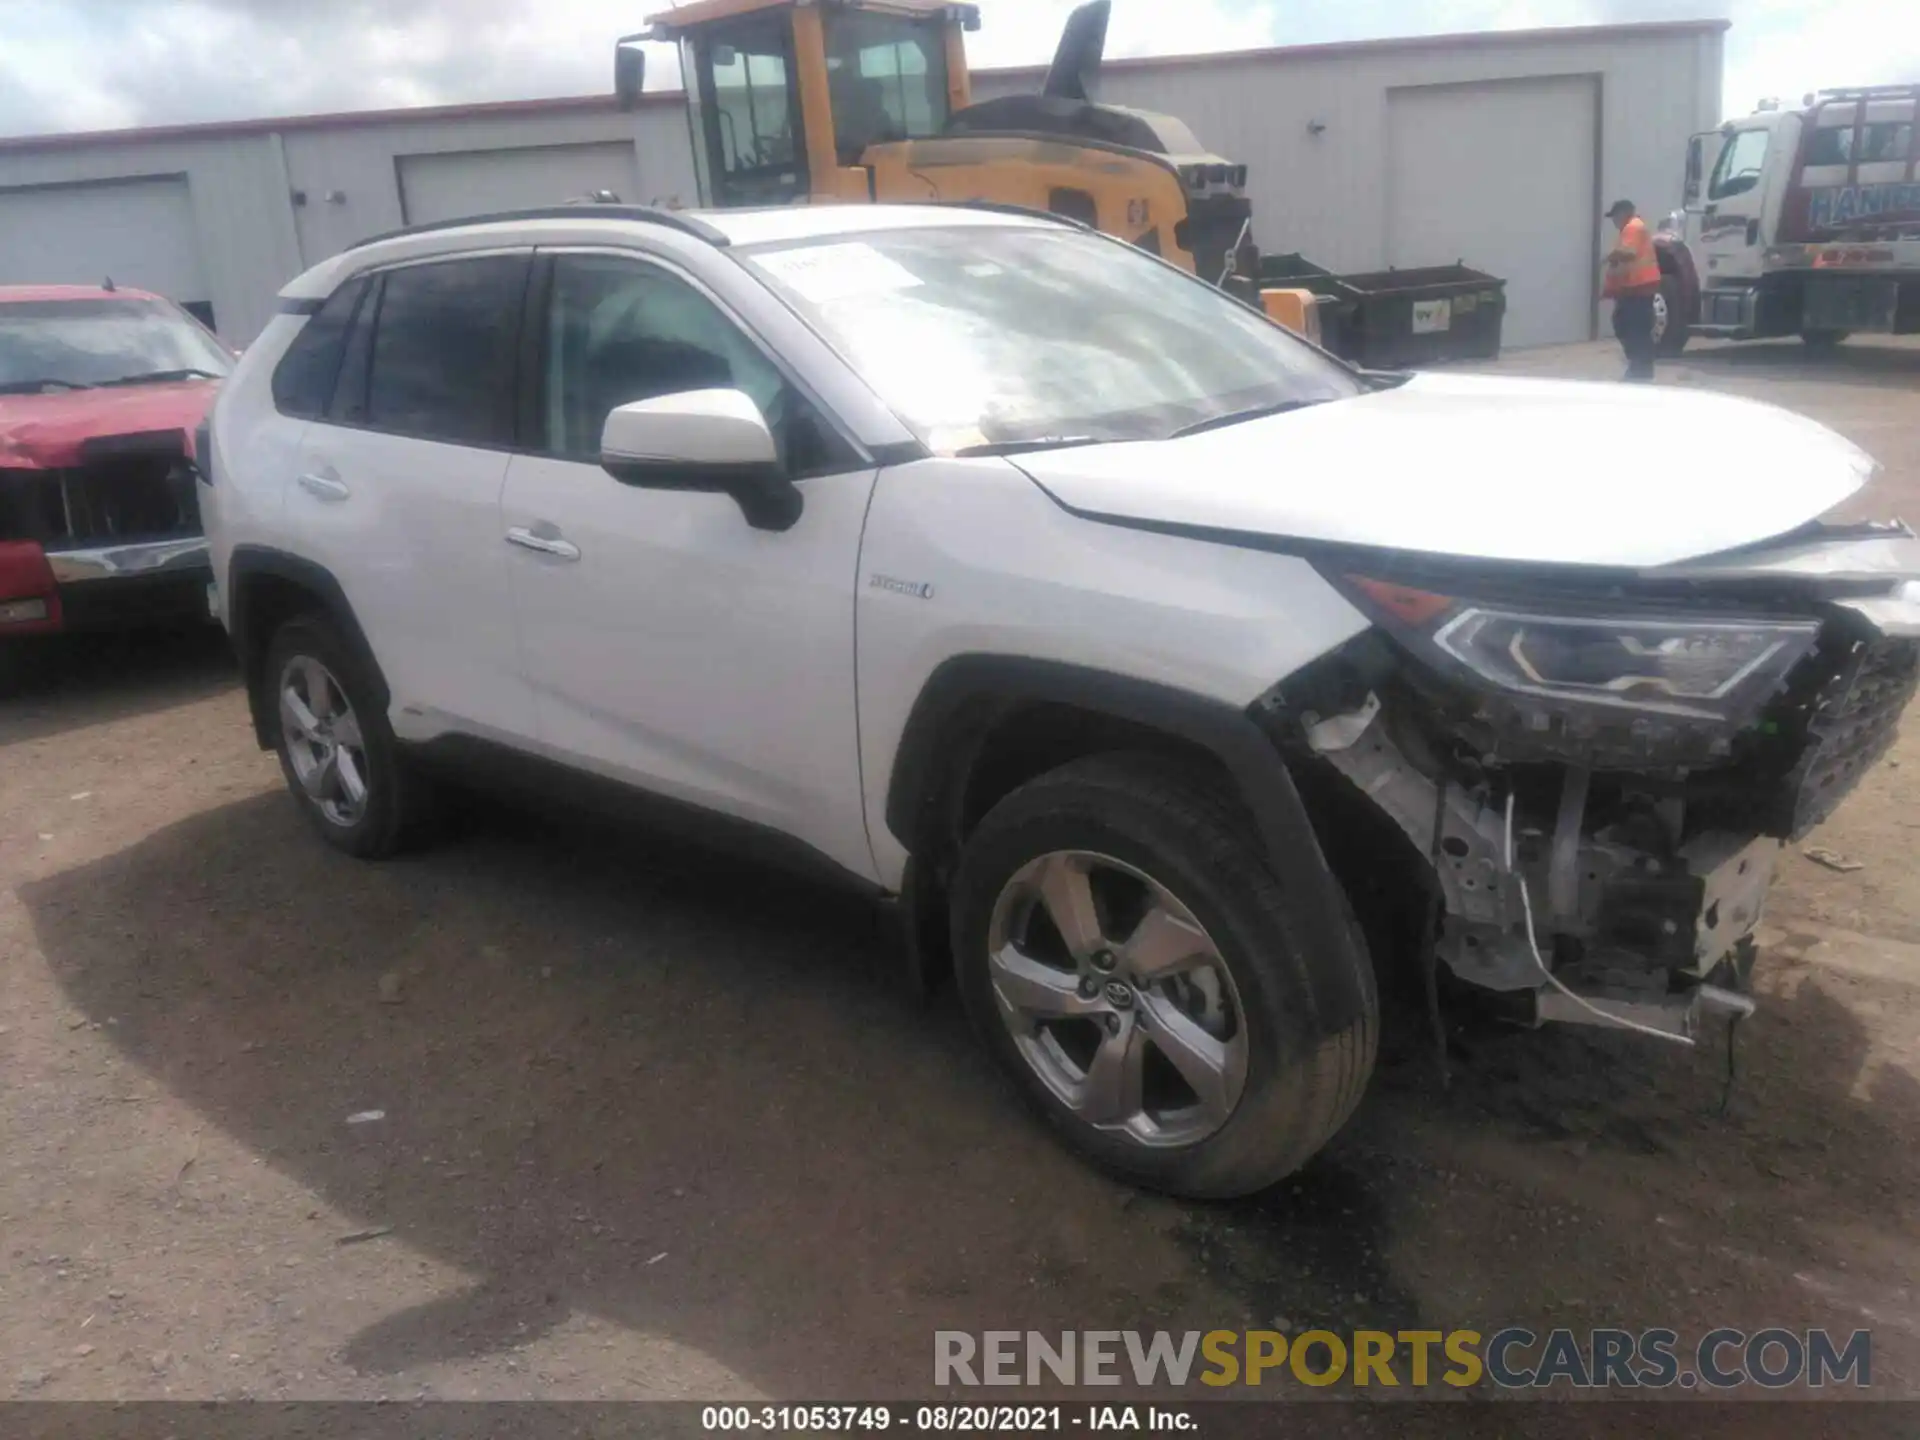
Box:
885;654;1372;1035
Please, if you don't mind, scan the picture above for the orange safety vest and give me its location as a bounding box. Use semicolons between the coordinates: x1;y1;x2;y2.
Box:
1604;216;1661;298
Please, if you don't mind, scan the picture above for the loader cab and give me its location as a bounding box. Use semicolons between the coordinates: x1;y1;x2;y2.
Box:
638;0;978;209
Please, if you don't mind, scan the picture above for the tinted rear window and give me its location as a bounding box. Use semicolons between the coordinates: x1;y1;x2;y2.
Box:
363;256;527;447
271;278;367;419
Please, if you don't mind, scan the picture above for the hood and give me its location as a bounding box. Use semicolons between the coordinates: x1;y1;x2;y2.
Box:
1014;373;1878;569
0;380;218;470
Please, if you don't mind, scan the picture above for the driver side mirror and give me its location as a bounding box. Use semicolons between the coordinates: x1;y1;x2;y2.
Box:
600;389;803;532
1685;129;1730;210
614;35;648;112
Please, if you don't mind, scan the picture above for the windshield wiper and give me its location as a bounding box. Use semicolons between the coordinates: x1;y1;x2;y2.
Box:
97;368;224;387
0;377;93;395
955;436;1107;458
1168;397;1332;438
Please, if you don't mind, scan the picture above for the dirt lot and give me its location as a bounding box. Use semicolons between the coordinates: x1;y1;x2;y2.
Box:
4;338;1920;1410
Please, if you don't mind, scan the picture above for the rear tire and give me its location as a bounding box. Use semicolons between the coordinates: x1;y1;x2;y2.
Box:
264;614;432;858
950;754;1377;1198
1802;329;1849;354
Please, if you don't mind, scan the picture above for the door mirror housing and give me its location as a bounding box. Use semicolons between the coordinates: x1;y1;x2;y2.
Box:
1683;133;1705;207
614;36;648;111
600;389;802;531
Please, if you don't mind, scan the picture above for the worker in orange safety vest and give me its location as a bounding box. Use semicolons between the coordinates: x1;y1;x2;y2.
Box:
1603;198;1663;382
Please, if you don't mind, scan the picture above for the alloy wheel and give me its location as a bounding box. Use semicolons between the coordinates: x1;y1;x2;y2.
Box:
1650;289;1669;346
279;654;370;828
985;850;1249;1147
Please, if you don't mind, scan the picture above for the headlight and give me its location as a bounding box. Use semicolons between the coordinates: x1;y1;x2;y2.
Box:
1345;576;1819;723
1434;609;1816;718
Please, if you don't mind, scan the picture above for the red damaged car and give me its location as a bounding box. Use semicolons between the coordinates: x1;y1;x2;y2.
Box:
1;284;231;665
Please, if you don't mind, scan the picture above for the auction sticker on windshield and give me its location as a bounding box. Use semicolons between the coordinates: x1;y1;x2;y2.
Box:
752;243;923;305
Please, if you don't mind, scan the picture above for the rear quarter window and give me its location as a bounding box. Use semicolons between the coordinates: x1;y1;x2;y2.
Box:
270;278;368;419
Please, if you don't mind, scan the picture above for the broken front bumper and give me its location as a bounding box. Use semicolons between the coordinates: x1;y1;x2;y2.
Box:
11;537;213;635
3;442;210;636
1290;522;1920;1041
45;536;209;585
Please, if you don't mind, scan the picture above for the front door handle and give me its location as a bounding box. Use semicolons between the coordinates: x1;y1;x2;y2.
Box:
505;526;581;561
297;471;350;502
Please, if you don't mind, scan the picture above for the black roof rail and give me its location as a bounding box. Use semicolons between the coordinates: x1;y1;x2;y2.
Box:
936;198;1086;230
346;204;732;252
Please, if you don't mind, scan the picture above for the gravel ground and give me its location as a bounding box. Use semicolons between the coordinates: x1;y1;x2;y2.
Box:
3;336;1919;1413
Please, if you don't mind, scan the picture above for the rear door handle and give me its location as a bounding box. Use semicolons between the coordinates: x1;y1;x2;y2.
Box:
297;471;350;502
505;526;581;561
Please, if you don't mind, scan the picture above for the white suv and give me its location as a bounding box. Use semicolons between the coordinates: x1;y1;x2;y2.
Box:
205;202;1919;1197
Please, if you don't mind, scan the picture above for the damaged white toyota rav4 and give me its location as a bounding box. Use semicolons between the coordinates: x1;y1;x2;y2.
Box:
204;203;1918;1198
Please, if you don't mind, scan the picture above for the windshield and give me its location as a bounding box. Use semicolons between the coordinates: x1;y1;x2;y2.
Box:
0;298;233;393
741;226;1361;453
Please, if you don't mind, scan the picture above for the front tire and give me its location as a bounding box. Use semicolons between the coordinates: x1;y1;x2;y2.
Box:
264;614;431;858
0;640;28;698
951;755;1377;1198
1654;274;1690;356
1802;329;1849;354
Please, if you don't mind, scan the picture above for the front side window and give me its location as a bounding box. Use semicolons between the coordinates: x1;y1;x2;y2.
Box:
0;297;233;394
362;255;527;446
689;17;807;207
1708;129;1770;200
824;13;949;164
744;225;1361;454
540;253;846;475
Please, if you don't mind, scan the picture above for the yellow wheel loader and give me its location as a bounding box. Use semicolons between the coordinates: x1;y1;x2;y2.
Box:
615;0;1321;337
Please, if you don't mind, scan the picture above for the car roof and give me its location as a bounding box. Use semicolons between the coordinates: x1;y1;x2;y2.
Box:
0;284;164;304
700;203;1057;246
281;204;1060;300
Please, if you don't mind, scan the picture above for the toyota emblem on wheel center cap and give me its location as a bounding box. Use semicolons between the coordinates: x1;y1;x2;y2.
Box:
1104;981;1134;1009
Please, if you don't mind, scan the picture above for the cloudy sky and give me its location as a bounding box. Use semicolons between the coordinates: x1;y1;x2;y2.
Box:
0;0;1914;139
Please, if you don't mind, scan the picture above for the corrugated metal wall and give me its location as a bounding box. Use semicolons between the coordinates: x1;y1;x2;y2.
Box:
0;25;1721;346
280;105;698;267
0;132;303;343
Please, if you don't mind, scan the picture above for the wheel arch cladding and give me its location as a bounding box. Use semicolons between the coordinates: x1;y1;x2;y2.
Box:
885;655;1372;1035
227;546;388;749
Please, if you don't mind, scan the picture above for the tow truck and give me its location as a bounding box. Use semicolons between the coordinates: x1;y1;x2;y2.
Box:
1656;84;1920;354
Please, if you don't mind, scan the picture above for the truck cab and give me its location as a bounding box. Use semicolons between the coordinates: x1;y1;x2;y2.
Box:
640;0;975;210
1659;85;1920;351
616;0;1273;299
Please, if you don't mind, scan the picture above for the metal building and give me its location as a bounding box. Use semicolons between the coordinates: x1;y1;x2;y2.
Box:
0;19;1724;349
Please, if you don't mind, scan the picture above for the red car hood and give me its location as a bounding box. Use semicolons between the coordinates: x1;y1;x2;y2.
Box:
0;379;218;470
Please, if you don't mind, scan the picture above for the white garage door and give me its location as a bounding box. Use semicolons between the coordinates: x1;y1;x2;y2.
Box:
1387;77;1599;348
398;143;643;225
0;176;210;312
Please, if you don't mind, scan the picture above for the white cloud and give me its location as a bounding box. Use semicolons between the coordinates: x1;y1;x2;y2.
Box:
0;0;1914;137
1718;0;1920;117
